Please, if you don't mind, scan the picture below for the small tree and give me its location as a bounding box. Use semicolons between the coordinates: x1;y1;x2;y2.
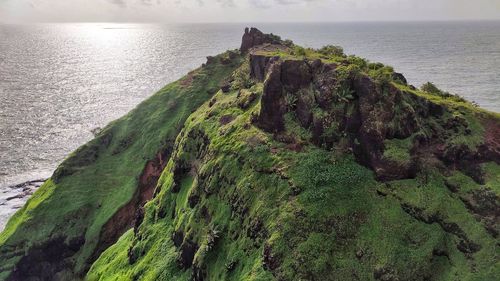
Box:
293;46;306;57
421;82;442;95
318;45;344;57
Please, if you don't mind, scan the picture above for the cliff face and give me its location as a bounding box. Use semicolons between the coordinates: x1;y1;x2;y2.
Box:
250;48;499;183
1;29;500;281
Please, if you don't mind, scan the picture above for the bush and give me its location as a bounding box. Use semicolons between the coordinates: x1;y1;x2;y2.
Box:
368;66;394;85
284;93;298;110
293;46;306;57
336;64;361;81
368;62;385;70
337;85;355;103
318;45;344;57
283;39;294;47
268;33;282;42
421;82;442;95
346;55;368;69
206;223;221;251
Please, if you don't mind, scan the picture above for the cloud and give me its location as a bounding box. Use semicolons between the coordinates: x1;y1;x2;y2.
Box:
140;0;154;5
249;0;319;8
248;0;271;8
104;0;236;8
1;0;499;23
216;0;235;7
107;0;127;7
105;0;314;9
275;0;318;4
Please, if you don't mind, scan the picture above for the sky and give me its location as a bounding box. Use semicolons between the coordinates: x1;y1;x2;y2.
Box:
1;0;500;23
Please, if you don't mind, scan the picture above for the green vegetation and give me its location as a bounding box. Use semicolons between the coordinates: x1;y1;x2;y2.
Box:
1;30;499;281
382;137;412;164
0;51;243;280
318;45;345;57
231;58;254;91
421;82;470;104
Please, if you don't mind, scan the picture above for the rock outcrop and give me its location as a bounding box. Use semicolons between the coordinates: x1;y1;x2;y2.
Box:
248;39;499;181
240;27;282;53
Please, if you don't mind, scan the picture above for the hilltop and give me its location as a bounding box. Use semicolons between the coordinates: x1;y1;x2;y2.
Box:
0;28;499;281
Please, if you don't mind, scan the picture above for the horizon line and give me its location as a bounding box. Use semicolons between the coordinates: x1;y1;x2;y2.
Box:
2;19;500;25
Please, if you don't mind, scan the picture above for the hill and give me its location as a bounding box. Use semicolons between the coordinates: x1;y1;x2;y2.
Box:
1;28;499;281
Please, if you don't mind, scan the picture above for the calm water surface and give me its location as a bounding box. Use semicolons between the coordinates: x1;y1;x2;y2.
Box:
1;22;499;227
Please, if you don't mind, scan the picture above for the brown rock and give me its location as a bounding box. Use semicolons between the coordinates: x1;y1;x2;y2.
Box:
262;243;280;271
280;60;312;92
176;240;198;269
258;62;286;133
295;91;314;127
240;27;281;53
250;54;274;81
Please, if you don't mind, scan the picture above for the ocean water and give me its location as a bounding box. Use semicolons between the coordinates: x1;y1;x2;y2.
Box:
0;22;499;228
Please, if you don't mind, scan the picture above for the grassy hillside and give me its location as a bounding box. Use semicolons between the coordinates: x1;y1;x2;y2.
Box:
1;29;499;281
0;50;243;280
88;35;499;281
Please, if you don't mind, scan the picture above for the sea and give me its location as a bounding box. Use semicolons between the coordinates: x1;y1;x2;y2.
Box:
1;21;499;229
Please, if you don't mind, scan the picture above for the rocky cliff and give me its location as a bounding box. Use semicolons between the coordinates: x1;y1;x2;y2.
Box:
0;29;499;281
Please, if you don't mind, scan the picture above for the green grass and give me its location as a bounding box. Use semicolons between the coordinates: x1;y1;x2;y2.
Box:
0;51;243;279
2;38;499;281
383;169;500;280
484;162;500;195
87;54;499;280
383;137;413;164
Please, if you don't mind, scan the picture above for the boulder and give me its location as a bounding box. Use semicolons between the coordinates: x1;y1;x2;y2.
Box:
391;72;407;84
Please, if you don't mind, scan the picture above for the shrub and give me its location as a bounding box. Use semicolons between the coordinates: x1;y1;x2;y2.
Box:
206;223;221;251
346;55;368;69
368;62;385;70
283;39;294;47
421;82;443;95
337;85;355;103
336;64;361;81
284;93;298;110
293;46;306;57
268;33;282;42
368;66;394;85
318;45;344;57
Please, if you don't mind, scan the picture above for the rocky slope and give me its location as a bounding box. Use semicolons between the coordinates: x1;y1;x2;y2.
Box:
1;28;499;281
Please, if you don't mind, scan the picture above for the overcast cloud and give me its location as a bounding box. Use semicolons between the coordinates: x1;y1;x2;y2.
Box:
1;0;499;23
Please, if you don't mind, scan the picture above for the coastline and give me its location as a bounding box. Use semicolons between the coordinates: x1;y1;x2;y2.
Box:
0;178;46;231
